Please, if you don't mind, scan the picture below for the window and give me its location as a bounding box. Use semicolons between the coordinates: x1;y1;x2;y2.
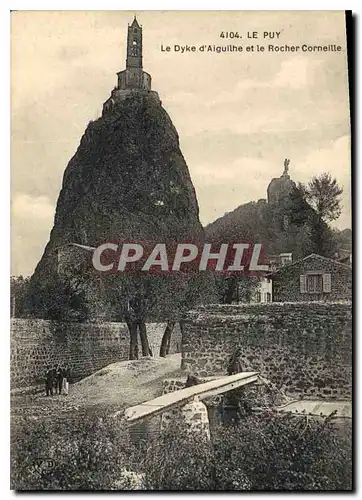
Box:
266;292;271;302
280;253;292;266
300;273;331;294
307;274;323;293
256;292;261;303
131;39;138;56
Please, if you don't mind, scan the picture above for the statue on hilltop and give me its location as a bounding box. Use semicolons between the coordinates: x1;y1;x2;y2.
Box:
283;158;290;176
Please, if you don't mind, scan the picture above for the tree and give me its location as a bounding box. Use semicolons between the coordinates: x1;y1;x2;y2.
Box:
109;269;218;358
215;275;258;305
286;182;339;258
105;274;153;360
11;276;30;318
286;184;314;226
24;274;89;321
105;272;210;360
305;173;343;222
154;271;217;357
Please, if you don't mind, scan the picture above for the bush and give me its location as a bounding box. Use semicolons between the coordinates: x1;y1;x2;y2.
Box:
141;424;214;490
11;411;145;490
141;412;351;491
11;409;352;491
211;411;352;491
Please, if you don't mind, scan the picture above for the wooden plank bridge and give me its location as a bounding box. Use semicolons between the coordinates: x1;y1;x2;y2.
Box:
124;371;260;423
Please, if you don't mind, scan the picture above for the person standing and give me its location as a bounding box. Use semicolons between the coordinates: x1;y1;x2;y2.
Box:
56;365;64;395
227;347;243;375
51;366;57;395
62;365;69;395
45;366;53;396
223;347;244;425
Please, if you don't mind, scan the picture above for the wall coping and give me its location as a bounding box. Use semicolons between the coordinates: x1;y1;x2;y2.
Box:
182;301;352;325
193;301;351;310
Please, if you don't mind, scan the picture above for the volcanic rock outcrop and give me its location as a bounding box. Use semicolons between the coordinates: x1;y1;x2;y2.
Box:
26;90;206;319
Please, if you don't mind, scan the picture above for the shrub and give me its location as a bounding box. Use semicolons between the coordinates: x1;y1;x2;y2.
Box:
11;409;352;491
141;423;214;490
142;411;352;491
211;411;352;491
11;411;143;490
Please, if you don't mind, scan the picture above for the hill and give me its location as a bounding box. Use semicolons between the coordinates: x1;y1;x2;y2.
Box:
25;90;211;320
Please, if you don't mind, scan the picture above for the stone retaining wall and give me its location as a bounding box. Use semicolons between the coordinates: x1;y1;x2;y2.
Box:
181;302;352;399
11;319;181;389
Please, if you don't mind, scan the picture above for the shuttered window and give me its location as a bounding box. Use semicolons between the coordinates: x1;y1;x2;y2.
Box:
307;274;323;293
300;273;332;294
322;273;332;292
300;275;307;293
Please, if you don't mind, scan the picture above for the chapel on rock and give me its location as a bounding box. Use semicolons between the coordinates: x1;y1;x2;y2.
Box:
103;16;157;115
117;16;151;91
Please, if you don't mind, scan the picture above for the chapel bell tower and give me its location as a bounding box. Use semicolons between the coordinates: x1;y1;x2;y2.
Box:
117;16;151;91
126;17;143;69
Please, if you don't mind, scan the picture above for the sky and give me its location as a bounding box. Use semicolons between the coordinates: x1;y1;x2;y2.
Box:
11;10;351;277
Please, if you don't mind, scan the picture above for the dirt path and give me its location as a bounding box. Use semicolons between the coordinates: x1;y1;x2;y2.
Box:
11;354;183;423
69;353;182;407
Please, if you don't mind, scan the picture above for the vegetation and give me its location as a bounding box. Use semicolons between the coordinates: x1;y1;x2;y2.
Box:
11;408;352;491
22;274;89;321
215;275;259;304
13;171;348;356
304;173;344;222
288;174;344;257
105;270;217;359
206;172;346;262
11;276;30;318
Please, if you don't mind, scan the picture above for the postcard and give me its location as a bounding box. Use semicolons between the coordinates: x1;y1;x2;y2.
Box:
11;10;352;491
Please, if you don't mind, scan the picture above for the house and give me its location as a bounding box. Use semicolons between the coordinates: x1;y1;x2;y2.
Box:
250;276;272;303
268;252;293;272
248;252;292;303
272;253;352;302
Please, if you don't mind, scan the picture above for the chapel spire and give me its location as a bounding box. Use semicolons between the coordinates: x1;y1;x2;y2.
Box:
115;16;151;91
126;15;142;69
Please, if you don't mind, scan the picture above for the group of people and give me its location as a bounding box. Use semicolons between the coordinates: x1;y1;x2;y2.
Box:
45;365;69;397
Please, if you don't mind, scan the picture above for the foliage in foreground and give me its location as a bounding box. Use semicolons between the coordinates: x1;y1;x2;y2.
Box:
11;409;352;491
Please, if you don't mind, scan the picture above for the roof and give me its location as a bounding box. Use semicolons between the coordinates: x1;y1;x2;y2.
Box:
272;253;352;275
130;16;141;28
54;243;96;252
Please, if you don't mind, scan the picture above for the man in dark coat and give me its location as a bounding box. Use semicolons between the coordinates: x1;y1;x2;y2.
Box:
223;347;246;425
227;347;243;375
45;366;53;396
184;374;201;388
56;365;64;395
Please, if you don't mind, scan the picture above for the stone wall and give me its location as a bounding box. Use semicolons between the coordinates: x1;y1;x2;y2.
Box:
181;302;352;399
11;319;181;390
103;89;159;116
